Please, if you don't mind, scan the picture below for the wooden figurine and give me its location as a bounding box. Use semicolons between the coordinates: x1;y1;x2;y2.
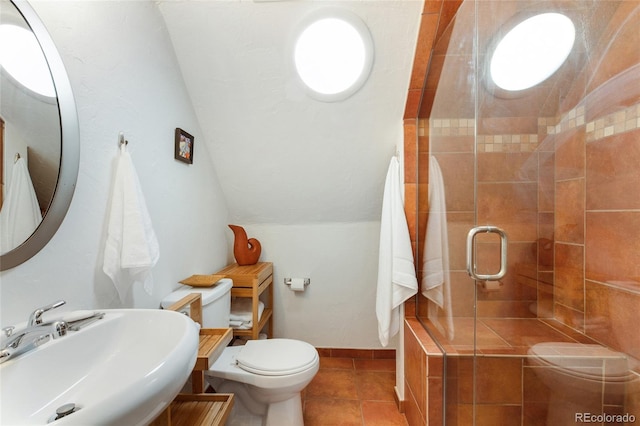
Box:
228;225;261;265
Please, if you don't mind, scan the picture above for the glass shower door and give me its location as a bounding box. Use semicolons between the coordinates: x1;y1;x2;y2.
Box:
417;0;640;425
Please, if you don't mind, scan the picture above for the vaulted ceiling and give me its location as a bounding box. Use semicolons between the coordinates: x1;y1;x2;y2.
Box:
157;0;422;225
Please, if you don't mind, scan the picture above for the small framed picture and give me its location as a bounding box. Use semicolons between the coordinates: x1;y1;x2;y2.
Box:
174;128;194;164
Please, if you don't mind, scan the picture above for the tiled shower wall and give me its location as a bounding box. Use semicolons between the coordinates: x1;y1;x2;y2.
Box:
544;1;640;364
402;1;640;425
401;1;459;424
421;98;640;325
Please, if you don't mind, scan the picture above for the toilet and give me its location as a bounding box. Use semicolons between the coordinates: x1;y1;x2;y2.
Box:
161;278;233;327
528;286;640;425
528;342;638;425
162;279;319;426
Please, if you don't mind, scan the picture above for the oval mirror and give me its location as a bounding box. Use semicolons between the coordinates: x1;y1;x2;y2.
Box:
0;0;79;270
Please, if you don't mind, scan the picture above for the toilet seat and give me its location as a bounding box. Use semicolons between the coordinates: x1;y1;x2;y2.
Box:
529;342;631;381
236;339;318;376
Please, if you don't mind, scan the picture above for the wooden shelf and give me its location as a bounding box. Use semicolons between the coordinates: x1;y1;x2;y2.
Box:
217;262;272;288
151;393;234;426
155;294;235;426
231;308;273;337
229;273;272;298
215;262;274;340
164;293;233;393
195;328;233;371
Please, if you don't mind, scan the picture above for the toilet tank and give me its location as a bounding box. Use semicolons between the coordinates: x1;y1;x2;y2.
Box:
161;278;232;328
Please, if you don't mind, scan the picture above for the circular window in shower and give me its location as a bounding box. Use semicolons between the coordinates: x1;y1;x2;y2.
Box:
490;13;575;92
293;10;374;102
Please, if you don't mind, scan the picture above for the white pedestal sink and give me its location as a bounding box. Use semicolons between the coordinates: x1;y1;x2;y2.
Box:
0;309;199;425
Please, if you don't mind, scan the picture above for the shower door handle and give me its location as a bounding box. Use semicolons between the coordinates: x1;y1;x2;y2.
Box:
466;226;508;281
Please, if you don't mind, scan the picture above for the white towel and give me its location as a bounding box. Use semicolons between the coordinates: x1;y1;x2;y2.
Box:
376;156;418;347
422;157;454;340
230;298;265;323
231;321;254;330
103;144;159;303
0;157;42;252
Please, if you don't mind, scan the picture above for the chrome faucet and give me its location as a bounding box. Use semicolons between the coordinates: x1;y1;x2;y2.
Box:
0;300;107;364
0;330;52;363
0;300;67;364
28;300;66;326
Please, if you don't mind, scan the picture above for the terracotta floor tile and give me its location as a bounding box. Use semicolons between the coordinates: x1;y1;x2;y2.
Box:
303;399;362;426
321;357;355;370
303;355;408;425
354;358;395;372
306;369;359;400
356;371;396;401
362;401;409;426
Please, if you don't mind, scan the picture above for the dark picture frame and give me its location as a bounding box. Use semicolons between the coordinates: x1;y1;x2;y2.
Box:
174;128;194;164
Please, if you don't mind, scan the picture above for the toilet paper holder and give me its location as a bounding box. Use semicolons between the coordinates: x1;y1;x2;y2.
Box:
284;278;310;287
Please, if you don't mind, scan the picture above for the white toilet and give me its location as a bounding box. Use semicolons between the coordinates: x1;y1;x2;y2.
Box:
161;278;233;326
528;288;640;425
162;279;319;426
528;342;637;425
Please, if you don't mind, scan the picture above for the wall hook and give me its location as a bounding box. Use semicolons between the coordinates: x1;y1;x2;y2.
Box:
118;132;128;146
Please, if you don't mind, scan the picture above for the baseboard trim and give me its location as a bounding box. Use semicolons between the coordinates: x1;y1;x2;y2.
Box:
315;347;396;359
394;386;405;413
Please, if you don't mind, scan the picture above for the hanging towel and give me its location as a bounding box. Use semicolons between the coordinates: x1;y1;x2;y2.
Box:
0;156;42;252
103;144;159;303
422;156;454;340
376;156;418;347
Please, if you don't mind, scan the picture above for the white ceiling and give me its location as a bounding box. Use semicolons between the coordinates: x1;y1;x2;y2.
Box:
157;0;422;225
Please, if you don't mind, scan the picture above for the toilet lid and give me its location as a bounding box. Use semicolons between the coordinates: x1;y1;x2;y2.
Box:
236;339;318;376
529;343;630;379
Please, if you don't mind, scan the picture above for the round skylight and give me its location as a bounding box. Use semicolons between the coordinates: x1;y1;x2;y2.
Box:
294;11;373;102
0;24;56;98
490;13;575;92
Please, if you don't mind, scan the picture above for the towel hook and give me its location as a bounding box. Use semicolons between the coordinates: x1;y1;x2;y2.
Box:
118;132;128;146
14;153;21;163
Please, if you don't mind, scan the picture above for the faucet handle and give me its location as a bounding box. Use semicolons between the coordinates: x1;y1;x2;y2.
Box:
28;300;66;326
51;321;68;339
2;326;15;337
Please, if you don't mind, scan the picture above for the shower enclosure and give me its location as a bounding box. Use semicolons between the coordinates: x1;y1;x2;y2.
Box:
413;1;640;424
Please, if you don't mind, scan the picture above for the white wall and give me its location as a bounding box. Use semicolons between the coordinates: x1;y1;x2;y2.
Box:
158;0;421;349
0;1;412;351
0;1;231;326
159;0;422;227
244;222;384;348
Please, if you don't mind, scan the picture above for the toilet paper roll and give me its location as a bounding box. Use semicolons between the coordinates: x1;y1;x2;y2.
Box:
290;278;306;292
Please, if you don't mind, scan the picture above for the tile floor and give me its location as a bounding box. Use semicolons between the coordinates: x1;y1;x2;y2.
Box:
302;356;409;426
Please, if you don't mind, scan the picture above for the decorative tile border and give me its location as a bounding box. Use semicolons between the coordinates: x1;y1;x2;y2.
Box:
424;101;640;150
542;105;586;135
477;134;538;152
585;103;640;142
428;118;475;137
418;118;427;137
424;117;540;152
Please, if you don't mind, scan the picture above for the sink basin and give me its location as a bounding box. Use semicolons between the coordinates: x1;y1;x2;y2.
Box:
0;309;199;425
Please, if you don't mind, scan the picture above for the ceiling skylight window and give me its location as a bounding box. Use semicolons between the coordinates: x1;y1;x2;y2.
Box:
490;13;575;92
293;11;373;102
0;24;55;98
